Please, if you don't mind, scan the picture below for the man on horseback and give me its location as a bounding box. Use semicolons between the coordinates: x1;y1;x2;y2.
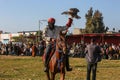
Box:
43;17;73;72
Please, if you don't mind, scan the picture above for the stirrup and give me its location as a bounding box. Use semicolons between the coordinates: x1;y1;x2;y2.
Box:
44;67;49;72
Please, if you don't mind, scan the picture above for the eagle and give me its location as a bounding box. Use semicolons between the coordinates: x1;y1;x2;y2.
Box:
61;8;81;19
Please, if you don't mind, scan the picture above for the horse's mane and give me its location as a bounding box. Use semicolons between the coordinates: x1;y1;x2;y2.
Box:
57;30;67;41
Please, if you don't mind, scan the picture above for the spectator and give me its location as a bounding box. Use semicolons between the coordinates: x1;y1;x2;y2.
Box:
85;38;102;80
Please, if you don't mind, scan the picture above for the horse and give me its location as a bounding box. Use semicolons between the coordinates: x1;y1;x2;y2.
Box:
42;30;67;80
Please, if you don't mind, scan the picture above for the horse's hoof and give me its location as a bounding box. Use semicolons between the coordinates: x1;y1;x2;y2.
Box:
66;67;72;71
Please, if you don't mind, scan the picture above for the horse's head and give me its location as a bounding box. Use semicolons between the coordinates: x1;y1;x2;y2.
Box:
56;30;67;54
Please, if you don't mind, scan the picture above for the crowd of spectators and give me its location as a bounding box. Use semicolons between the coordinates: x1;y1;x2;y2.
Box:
0;41;45;57
68;42;120;60
0;41;120;60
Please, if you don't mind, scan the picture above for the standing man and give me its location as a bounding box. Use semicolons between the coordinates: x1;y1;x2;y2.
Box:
43;17;73;72
85;38;102;80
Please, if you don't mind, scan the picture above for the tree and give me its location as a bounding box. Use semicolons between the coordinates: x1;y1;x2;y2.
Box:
113;28;115;32
118;30;120;33
85;7;107;33
12;35;24;42
35;30;43;42
85;7;93;33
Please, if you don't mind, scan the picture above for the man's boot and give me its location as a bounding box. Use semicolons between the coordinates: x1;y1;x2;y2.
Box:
66;54;72;71
44;53;49;72
44;44;52;72
44;57;49;72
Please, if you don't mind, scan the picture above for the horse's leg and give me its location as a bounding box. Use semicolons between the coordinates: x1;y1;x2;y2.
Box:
60;69;65;80
60;72;65;80
51;72;55;80
46;71;50;80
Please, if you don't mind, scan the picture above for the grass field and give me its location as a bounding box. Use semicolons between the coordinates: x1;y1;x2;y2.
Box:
0;55;120;80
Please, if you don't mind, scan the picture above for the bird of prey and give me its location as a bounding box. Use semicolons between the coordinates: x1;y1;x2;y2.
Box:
61;8;81;19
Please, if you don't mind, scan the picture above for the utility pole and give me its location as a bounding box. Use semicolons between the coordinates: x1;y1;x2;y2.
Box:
38;20;40;42
38;19;47;42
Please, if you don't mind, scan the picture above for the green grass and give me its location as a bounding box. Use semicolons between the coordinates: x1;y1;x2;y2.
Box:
0;55;120;80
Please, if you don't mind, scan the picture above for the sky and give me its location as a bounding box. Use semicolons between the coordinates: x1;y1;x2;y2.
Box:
0;0;120;33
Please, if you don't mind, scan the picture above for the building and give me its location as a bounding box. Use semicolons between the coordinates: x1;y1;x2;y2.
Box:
66;33;120;45
73;28;82;35
0;31;37;44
